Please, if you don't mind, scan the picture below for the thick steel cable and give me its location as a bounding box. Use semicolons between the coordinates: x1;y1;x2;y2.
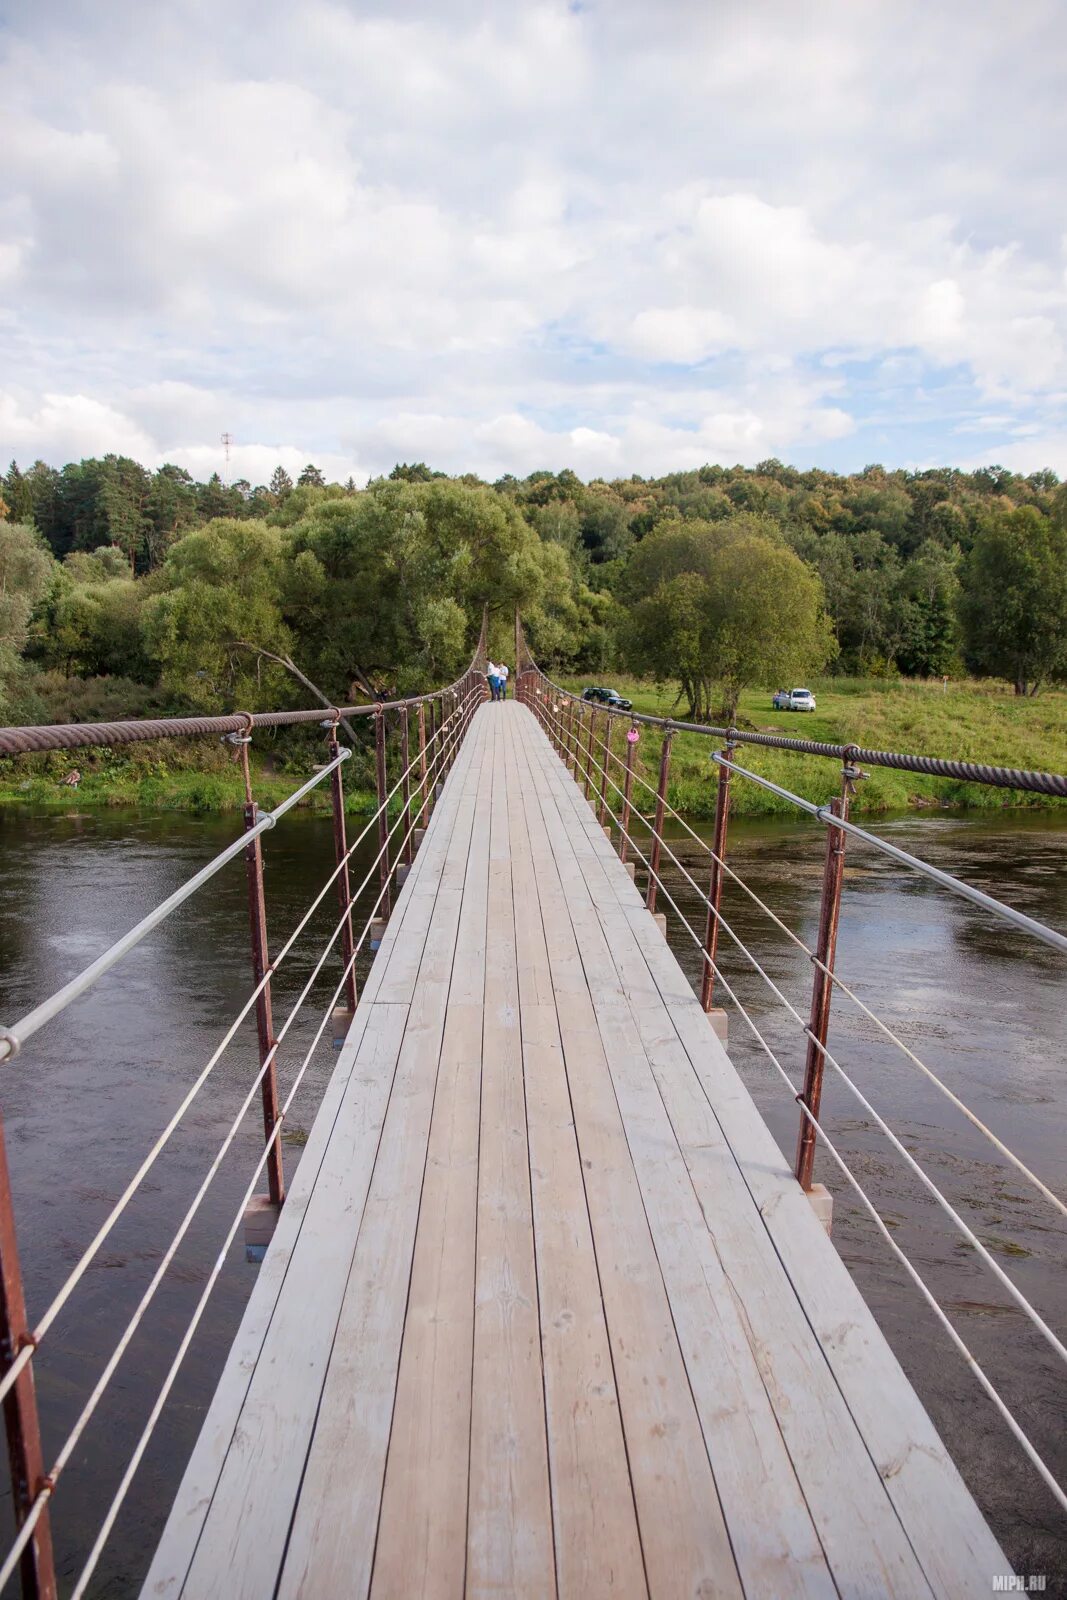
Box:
0;689;478;1411
569;713;1067;1222
710;753;1067;957
526;702;1067;1512
0;689;476;1068
0;751;349;1064
524;662;1067;796
542;703;1067;1369
0;699;482;1593
0;635;488;756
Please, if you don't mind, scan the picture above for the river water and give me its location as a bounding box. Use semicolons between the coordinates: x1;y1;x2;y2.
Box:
0;799;1064;1595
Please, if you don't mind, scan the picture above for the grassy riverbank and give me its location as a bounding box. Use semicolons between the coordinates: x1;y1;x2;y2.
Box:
556;675;1067;818
0;744;382;814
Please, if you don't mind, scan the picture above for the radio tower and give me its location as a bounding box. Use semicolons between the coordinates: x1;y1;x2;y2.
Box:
220;432;233;483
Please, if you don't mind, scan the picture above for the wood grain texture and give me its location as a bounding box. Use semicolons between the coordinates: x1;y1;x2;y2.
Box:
144;702;1006;1600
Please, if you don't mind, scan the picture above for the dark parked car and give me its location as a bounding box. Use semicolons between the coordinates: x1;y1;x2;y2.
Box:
582;685;634;711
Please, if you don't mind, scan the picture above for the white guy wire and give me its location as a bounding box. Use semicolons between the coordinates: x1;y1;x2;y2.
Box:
564;707;1067;1222
0;690;477;1408
543;703;1067;1369
539;704;1067;1509
0;696;480;1595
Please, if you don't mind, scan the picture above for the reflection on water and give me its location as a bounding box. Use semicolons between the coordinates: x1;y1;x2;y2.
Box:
0;802;1065;1592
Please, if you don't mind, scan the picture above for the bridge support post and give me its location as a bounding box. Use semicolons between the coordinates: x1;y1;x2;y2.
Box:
417;703;429;828
0;1115;56;1600
597;712;611;827
583;708;596;800
238;741;285;1211
645;730;674;916
328;730;359;1025
700;736;736;1022
794;788;851;1193
620;725;638;864
400;709;413;868
374;708;392;919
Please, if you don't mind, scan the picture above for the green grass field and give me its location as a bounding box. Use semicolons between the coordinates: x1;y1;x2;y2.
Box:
556;675;1067;817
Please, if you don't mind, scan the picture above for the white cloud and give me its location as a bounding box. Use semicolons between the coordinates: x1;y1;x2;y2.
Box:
0;0;1065;479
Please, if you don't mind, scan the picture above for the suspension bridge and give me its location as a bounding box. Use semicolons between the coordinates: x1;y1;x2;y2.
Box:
0;618;1064;1597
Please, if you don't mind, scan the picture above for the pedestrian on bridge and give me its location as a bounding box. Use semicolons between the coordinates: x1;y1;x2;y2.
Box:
487;661;502;701
498;662;509;700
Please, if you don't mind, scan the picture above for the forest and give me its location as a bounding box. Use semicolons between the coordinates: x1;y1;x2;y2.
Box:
1;452;1066;749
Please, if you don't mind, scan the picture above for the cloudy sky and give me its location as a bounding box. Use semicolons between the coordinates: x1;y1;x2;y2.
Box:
1;0;1065;484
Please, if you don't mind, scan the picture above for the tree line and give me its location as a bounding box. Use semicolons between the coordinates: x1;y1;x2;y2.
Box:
1;453;1065;728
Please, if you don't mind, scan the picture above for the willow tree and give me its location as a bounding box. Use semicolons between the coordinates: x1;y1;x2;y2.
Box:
621;515;834;721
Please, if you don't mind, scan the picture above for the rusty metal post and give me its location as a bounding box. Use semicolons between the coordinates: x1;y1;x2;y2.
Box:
328;731;359;1016
0;1117;56;1600
374;707;392;917
400;707;413;866
700;738;736;1013
645;730;673;914
562;700;574;772
597;712;611;827
417;702;429;826
794;790;850;1191
583;708;596;800
619;725;638;863
238;739;285;1207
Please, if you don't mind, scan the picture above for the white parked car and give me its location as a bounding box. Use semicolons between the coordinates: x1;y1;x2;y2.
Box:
788;688;816;712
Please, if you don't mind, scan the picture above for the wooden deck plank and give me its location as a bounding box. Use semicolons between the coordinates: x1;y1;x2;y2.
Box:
275;722;489;1600
510;719;745;1600
527;728;934;1598
151;719;489;1600
368;723;493;1598
146;702;1008;1600
505;723;649;1600
141;728;484;1600
466;721;556;1597
526;708;1009;1596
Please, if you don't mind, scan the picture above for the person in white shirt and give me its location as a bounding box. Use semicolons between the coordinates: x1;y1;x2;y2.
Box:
486;661;502;701
498;662;509;701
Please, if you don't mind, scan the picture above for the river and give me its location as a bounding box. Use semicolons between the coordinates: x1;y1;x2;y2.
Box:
0;801;1064;1595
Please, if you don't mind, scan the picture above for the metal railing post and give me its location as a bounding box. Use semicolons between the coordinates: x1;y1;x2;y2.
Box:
327;727;359;1016
400;708;413;867
619;725;638;863
237;736;285;1208
374;707;392;917
597;712;611;827
0;1118;56;1600
417;703;429;826
583;708;596;800
794;766;856;1190
645;730;674;914
700;735;736;1013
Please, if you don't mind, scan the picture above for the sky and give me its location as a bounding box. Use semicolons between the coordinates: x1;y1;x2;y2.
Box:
1;0;1066;486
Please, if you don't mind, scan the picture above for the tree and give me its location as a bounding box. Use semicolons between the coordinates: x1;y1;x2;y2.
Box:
269;466;293;501
959;507;1067;694
622;517;834;720
297;463;326;488
0;522;58;712
4;463;35;523
143;519;293;706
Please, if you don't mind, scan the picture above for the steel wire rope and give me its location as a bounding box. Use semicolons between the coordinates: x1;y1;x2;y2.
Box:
540;701;1067;1370
0;686;480;1411
566;711;1067;1222
67;706;485;1599
0;697;482;1592
534;702;1067;1513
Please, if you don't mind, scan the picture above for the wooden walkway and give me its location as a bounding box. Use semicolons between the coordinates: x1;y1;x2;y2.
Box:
144;702;1006;1599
